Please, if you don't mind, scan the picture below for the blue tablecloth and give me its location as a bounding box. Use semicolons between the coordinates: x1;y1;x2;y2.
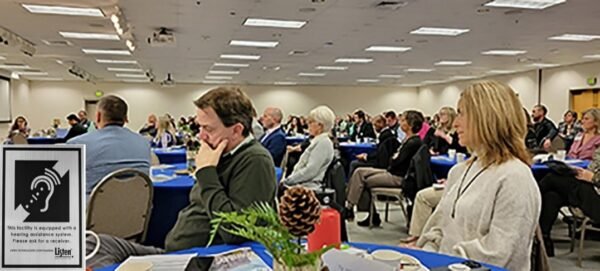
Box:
338;142;377;161
27;137;66;144
153;147;187;164
96;242;506;271
430;155;591;180
286;135;308;145
144;164;283;248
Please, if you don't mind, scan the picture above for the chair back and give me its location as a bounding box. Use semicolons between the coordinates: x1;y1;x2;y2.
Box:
12;133;28;145
549;136;566;153
87;169;153;243
531;225;550;271
403;144;434;202
323;159;347;207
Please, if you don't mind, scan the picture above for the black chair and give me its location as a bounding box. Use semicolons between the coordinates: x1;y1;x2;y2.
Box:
320;158;349;242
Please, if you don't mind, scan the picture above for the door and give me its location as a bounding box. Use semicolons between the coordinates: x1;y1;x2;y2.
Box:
571;89;599;116
84;100;98;120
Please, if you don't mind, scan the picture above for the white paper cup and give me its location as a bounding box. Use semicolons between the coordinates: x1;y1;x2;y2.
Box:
448;149;457;160
456;153;467;162
556;150;566;161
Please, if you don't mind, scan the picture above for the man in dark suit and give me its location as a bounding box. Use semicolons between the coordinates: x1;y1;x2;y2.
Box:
352;110;376;142
259;107;286;166
348;115;400;175
64;114;88;141
532;104;558;150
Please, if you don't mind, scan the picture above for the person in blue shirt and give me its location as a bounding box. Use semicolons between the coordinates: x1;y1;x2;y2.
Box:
259;107;286;166
68;95;151;198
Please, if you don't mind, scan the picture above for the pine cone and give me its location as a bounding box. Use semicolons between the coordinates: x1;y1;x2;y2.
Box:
279;186;322;237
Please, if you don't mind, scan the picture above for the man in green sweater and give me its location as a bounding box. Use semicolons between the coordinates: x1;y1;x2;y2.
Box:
165;87;277;251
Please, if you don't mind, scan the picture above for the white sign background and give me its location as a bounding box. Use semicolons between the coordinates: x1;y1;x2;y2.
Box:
0;145;85;270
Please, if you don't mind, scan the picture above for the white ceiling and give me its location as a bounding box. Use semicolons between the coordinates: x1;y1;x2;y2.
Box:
1;0;600;86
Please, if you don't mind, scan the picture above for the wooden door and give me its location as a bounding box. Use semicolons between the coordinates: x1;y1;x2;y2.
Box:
571;89;599;116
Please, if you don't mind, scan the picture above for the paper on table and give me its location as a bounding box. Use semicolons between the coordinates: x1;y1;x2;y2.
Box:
322;249;395;271
151;174;175;183
151;164;176;170
564;159;585;165
116;254;196;271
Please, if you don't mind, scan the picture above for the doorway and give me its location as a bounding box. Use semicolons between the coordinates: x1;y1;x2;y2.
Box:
570;88;600;116
84;100;98;120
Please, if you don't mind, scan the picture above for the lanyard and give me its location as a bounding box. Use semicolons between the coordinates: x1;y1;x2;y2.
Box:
451;157;491;219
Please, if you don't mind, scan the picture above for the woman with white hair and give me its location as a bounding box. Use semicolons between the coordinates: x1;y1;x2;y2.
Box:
281;105;336;189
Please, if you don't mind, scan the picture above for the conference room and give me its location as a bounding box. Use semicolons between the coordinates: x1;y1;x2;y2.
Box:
1;0;600;270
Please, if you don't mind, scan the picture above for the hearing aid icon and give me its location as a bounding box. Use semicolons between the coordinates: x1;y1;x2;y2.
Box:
23;168;61;213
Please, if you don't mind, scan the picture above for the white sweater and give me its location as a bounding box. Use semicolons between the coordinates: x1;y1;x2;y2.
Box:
417;158;541;271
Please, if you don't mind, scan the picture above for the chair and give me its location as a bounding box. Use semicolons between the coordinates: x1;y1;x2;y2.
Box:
150;151;160;166
566;207;600;267
12;133;28;145
280;150;290;176
369;187;409;229
548;136;566;153
87;169;153;243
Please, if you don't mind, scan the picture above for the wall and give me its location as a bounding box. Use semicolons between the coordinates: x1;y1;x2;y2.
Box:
417;60;600;122
2;82;418;136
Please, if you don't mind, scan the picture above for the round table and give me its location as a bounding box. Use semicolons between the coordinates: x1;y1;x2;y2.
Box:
26;137;66;144
95;241;506;271
430;155;591;180
338;142;377;162
152;147;187;164
144;164;284;248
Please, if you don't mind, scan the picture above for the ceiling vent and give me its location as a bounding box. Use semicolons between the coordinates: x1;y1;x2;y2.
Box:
375;1;408;10
289;50;309;56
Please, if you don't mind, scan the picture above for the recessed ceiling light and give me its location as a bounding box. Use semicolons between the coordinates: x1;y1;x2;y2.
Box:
0;64;31;70
548;34;600;42
484;0;566;10
28;77;64;81
122;79;149;83
357;79;380;83
243;18;307;29
401;83;421;87
335;58;373;64
82;49;131;55
220;54;261;60
115;73;146;78
208;70;240;75
107;67;144;72
229;40;279;48
16;71;49;76
583;54;600;59
205;76;233;80
451;75;478;80
96;59;138;64
405;68;434;73
213;63;250;68
274;81;298;85
410;27;470;36
379;74;404;78
315;66;348;71
202;80;229;84
529;63;559;68
434;60;472;66
488;70;516;74
298;72;326;77
421;80;447;84
59;31;120;40
481;49;527;56
0;56;5;60
365;46;412;52
21;4;104;17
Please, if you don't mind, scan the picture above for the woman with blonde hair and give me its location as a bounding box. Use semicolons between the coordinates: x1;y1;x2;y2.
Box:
424;106;466;155
566;108;600;160
152;116;177;148
416;81;541;271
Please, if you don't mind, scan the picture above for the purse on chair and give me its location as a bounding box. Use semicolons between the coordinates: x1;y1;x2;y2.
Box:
544;160;577;177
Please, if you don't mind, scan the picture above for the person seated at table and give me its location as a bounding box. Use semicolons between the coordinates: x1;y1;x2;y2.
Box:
344;110;424;226
351;110;376;142
4;116;30;144
423;107;467;155
385;110;405;142
78;110;96;132
558;110;583;152
280;106;336;190
284;137;312;177
566;108;600;160
523;108;538;151
259;107;286;166
166;87;276;251
152;116;177;148
539;147;600;257
415;81;540;271
286;116;305;136
139;113;158;137
67;95;151;197
64;114;88;141
532;104;558;150
348;115;399;175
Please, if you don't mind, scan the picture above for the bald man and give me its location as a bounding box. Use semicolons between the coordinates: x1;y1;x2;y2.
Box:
260;107;287;166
